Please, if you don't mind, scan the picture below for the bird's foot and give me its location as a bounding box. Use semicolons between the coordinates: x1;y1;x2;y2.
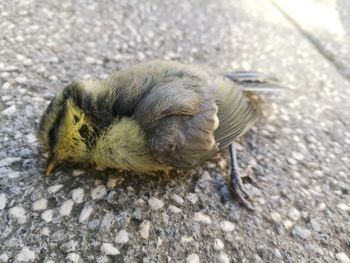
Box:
230;170;256;211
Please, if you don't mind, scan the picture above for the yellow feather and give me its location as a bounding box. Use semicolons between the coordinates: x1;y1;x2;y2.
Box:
91;117;169;173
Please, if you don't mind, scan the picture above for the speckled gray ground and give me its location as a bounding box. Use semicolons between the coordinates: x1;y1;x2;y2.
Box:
1;0;350;262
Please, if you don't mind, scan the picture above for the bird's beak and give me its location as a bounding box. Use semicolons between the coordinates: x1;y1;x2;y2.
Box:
45;153;60;176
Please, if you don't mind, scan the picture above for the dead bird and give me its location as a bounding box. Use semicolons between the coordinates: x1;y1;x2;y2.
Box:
38;60;284;209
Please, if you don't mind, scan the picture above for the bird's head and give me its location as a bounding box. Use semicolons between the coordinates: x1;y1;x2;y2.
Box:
38;95;94;176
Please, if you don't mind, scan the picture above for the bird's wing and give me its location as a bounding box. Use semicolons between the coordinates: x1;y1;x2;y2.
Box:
212;77;259;149
133;74;220;169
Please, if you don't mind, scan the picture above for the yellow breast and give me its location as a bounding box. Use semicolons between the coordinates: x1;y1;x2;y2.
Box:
91;117;170;174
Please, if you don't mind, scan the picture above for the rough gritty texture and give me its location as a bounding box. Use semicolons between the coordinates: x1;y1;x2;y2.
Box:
1;0;350;262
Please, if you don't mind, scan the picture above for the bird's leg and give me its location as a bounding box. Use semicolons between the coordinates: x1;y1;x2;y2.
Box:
229;144;256;210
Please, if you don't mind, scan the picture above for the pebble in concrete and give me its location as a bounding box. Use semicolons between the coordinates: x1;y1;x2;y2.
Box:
0;194;7;210
66;253;81;263
172;194;184;205
186;253;200;263
140;220;151;239
9;206;27;224
101;243;120;256
60;199;74;216
335;253;350;263
16;247;36;262
47;184;63;194
288;207;301;221
193;212;212;224
91;185;107;199
293;226;311;240
218;252;230;263
115;229;129;244
220;221;235;232
71;188;84;203
32;198;48;211
168;205;182;214
0;253;9;262
79;206;93;223
41;209;53;223
148;197;164;210
213;239;224;251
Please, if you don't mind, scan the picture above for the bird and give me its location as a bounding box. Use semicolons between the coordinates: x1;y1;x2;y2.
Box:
38;60;283;209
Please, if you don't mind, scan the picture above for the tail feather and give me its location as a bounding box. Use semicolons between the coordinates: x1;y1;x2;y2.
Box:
225;71;289;92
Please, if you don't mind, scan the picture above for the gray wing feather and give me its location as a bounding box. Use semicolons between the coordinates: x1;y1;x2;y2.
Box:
132;64;219;169
212;77;259;149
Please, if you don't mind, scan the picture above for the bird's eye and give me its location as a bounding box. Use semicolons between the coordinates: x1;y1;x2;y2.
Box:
79;125;89;139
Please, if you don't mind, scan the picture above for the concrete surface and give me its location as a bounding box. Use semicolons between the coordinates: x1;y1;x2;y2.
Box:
1;0;350;262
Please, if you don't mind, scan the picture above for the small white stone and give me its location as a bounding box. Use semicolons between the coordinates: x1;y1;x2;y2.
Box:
0;193;7;210
200;171;211;181
139;220;151;239
283;220;293;230
32;198;48;211
317;202;326;211
91;185;107;199
79;206;93;223
115;229;129;244
47;184;63;194
157;237;162;247
218;252;230;263
66;253;81;263
2;105;16;116
181;236;193;243
168;205;182;214
7;171;21;178
186;253;200;263
72;169;85;177
193;212;212;224
71;188;84;204
187;193;198;204
41;210;53;223
288;207;301;221
162;212;169;225
287;157;297;165
85;57;96;64
220;221;235;232
16;247;36;262
292;151;304;161
59;199;74;216
26;134;37;144
270;212;281;222
172;194;184;205
148;197;164;210
100;243;120;256
213;238;224;250
9;206;27;224
107;176;121;188
336;252;350;263
337;203;349;211
274;248;283;259
0;253;9;262
40;227;50;236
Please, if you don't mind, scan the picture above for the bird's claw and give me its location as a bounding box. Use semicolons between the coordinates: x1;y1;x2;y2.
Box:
230;171;256;211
